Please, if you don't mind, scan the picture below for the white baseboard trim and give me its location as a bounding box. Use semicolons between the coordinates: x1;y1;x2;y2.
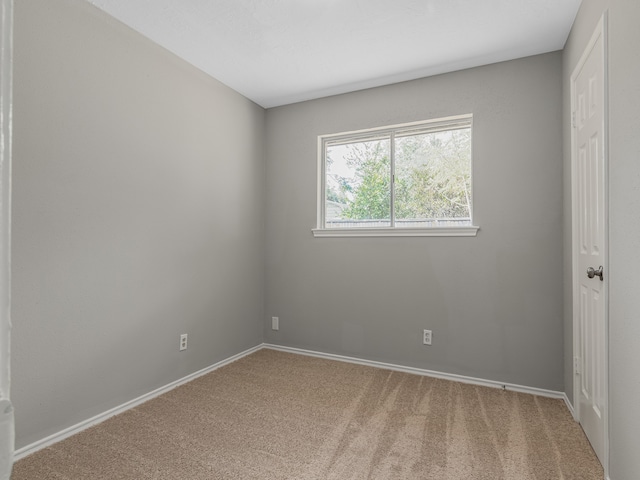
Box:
263;343;567;400
562;392;577;420
14;342;572;462
14;344;263;461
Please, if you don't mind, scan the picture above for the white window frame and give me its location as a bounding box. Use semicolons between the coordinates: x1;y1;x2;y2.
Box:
313;114;480;238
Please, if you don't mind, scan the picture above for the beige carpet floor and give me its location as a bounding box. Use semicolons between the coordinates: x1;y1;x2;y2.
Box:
12;349;603;479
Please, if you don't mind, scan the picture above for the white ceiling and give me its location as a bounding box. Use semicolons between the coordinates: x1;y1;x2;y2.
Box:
85;0;582;108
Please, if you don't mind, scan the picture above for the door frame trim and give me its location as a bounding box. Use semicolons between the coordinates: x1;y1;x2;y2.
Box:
0;0;13;477
570;11;609;476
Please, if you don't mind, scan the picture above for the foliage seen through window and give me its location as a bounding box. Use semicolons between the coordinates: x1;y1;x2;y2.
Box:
323;117;472;229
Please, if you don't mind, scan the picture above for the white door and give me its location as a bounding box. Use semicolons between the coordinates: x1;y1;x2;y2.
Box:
572;16;607;467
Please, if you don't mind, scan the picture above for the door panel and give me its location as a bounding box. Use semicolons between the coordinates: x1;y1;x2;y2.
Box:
573;17;607;466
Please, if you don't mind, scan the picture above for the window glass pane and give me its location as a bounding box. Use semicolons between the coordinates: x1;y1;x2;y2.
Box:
325;138;391;228
395;127;471;227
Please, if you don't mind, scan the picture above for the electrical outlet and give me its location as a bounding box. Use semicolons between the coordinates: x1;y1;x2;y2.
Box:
423;329;432;345
271;316;279;331
180;334;188;351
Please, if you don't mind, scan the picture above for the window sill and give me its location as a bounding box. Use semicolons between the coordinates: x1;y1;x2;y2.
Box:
312;226;480;238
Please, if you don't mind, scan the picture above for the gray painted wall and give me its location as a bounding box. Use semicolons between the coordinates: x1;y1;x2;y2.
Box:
265;53;564;391
563;0;640;476
12;0;265;449
609;0;640;475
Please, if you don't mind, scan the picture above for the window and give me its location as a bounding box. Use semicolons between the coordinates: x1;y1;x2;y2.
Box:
314;115;479;237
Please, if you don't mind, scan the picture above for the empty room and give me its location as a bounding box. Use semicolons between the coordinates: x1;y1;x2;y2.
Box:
1;0;639;478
